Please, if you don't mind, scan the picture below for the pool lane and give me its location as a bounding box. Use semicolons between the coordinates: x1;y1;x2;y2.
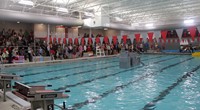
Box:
18;55;163;77
7;56;118;73
54;56;179;90
142;65;200;110
23;56;178;85
67;57;194;110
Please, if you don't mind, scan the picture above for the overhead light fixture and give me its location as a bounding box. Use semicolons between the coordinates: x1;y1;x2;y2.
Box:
145;23;154;27
115;17;123;21
18;0;34;6
52;0;76;4
56;7;69;13
84;12;95;18
184;19;194;25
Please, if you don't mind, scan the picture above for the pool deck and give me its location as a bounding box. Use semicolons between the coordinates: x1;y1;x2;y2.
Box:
0;91;25;110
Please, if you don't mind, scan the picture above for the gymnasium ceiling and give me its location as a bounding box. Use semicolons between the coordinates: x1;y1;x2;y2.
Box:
1;0;200;30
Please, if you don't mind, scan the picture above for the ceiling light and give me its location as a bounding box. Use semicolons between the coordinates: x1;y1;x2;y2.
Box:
115;17;123;21
52;0;76;4
184;19;194;25
56;7;68;13
145;23;154;27
84;12;95;18
18;0;34;6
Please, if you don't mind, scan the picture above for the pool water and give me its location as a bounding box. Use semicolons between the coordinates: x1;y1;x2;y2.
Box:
3;55;200;110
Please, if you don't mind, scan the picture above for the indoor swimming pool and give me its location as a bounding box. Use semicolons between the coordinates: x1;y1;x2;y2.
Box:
3;55;200;110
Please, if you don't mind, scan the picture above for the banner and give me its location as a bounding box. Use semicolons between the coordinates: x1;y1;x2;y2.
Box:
58;38;61;44
85;38;88;44
122;35;128;44
141;32;148;43
147;32;154;42
78;38;81;44
53;37;57;43
161;30;167;42
175;28;183;40
95;37;100;44
81;37;85;45
130;36;134;44
154;31;161;42
117;36;122;43
92;38;95;44
108;36;112;44
74;38;79;45
68;38;73;44
100;37;104;44
112;36;118;45
134;33;140;42
103;36;109;44
188;26;196;41
88;37;93;45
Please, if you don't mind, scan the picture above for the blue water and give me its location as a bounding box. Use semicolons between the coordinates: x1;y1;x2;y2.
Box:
3;55;200;110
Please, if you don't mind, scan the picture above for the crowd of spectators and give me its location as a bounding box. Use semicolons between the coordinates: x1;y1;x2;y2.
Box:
0;29;162;64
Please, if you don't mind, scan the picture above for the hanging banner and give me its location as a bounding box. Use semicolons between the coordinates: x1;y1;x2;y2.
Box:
197;26;200;38
122;35;128;44
112;36;118;45
95;37;100;44
175;28;183;40
100;37;104;44
103;36;109;44
81;37;85;45
154;31;161;42
49;37;52;43
78;38;81;44
88;37;93;45
85;38;88;44
147;32;154;42
74;38;79;45
63;38;66;44
140;38;143;42
58;38;61;44
108;36;112;44
117;36;122;43
134;33;140;43
130;36;134;44
53;37;57;43
161;30;167;42
188;26;196;41
68;38;73;44
92;38;95;44
141;32;148;43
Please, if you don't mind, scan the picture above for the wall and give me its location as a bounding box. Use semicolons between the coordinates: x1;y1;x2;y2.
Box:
104;29;121;37
68;27;78;38
0;21;33;33
34;24;47;38
79;28;104;37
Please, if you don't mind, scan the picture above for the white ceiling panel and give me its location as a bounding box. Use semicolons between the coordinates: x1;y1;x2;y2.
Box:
1;0;200;30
